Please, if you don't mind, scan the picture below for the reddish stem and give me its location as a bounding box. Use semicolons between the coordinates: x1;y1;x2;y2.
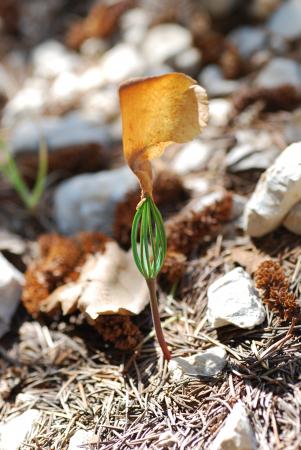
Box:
146;278;171;361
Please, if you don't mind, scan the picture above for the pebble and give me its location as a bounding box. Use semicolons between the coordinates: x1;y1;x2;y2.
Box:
32;40;80;78
226;129;281;172
68;430;95;450
255;58;301;89
209;98;232;127
80;86;119;123
200;65;242;97
171;139;213;175
244;142;301;237
54;166;138;235
228;26;267;58
210;402;257;450
0;409;40;450
268;0;301;40
284;109;301;144
80;38;108;58
200;0;238;17
283;202;301;235
142;24;192;65
207;267;266;329
10;114;110;154
250;0;281;19
120;8;151;47
172;47;202;76
0;253;23;338
98;43;145;84
169;347;227;381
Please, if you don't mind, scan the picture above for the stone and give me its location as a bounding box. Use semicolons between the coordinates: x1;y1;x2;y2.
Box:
2;77;48;127
54;166;138;235
255;58;301;89
200;65;242;97
32;40;80;78
210;402;257;450
250;0;281;19
172;47;202;76
0;409;40;450
142;24;192;65
49;71;80;106
10;114;110;154
226;130;281;172
185;191;246;221
120;8;151;47
209;98;232;127
80;86;119;123
284;109;301;144
80;38;108;58
171;139;213;175
283;202;301;235
0;253;23;338
98;43;145;84
207;267;266;329
229;26;267;58
244;142;301;237
268;0;301;40
68;430;95;450
169;347;227;381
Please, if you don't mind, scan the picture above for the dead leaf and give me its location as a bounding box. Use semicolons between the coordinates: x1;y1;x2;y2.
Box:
228;246;267;274
119;73;208;196
42;241;149;318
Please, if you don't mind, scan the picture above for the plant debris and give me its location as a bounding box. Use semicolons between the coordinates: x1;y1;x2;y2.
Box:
254;260;300;321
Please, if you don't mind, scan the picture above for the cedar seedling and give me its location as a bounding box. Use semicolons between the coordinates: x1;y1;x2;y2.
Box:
119;73;208;360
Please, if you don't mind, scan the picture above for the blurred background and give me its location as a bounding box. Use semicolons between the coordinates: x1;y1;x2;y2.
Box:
0;0;300;238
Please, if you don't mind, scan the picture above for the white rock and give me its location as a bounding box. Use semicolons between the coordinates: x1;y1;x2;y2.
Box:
172;47;202;76
121;8;150;47
3;78;48;127
80;38;108;58
229;26;267;58
99;43;145;84
207;267;265;329
244;142;301;237
255;58;301;89
209;98;232;127
171;140;213;175
283;202;301;235
54;166;138;235
268;0;301;40
142;24;192;65
10;114;110;154
0;409;40;450
226;130;281;172
49;71;80;105
0;253;23;338
210;402;257;450
200;65;242;97
80;87;119;123
169;347;226;381
32;40;80;78
68;430;95;450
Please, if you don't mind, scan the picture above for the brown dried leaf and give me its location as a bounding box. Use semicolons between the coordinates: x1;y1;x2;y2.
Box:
119;73;208;196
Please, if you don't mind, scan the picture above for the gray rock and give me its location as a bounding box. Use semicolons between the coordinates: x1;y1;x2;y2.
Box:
32;40;80;78
200;65;242;97
207;267;266;329
0;253;23;338
171;139;213;175
10;114;110;154
210;402;257;450
244;142;301;237
229;26;267;58
284;109;301;143
142;24;192;65
226;130;281;172
268;0;301;40
169;347;227;381
0;409;40;450
255;58;301;89
54;166;138;235
172;47;202;76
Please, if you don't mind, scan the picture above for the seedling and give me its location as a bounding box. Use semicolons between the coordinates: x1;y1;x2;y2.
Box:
119;73;208;360
0;136;48;211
